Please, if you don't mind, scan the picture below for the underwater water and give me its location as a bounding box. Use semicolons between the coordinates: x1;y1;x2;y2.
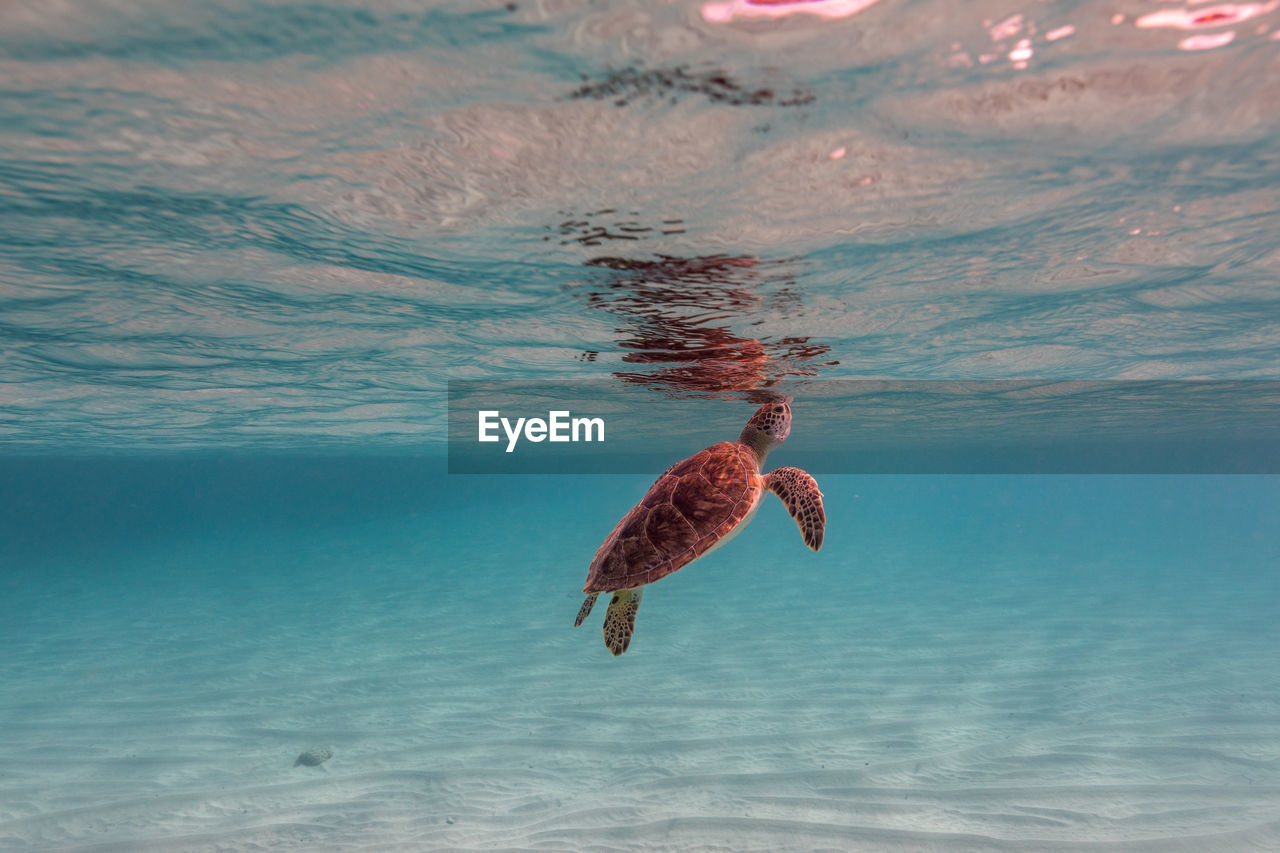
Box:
2;0;1280;850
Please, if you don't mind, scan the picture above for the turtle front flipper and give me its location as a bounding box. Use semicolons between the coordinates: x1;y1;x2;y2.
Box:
574;593;599;627
603;588;643;655
765;467;825;551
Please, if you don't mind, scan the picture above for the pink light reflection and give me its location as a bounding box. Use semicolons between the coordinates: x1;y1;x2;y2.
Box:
1046;24;1076;40
1135;1;1277;29
989;13;1024;40
1179;29;1238;45
701;0;883;23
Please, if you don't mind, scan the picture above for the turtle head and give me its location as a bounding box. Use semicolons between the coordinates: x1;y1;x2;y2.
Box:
739;399;792;461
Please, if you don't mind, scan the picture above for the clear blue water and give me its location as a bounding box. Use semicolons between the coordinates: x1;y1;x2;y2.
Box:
2;0;1280;849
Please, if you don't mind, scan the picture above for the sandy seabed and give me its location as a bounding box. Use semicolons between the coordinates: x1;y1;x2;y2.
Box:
2;496;1279;853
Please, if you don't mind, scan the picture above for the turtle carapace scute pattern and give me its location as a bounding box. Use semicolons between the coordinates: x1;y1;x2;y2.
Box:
575;400;825;655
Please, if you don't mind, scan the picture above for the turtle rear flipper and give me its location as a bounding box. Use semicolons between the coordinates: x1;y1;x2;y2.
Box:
765;467;825;551
574;593;598;627
603;588;643;655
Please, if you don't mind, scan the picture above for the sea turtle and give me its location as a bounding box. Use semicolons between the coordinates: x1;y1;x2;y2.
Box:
575;399;825;655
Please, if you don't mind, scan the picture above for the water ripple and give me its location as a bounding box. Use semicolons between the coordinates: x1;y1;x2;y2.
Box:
0;0;1277;451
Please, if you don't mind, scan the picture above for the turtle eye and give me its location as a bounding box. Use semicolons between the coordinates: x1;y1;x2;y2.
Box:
772;406;784;414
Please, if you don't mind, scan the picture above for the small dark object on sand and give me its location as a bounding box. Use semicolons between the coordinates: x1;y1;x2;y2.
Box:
294;747;333;767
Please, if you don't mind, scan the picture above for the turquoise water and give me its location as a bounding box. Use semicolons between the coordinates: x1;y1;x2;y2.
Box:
3;0;1280;849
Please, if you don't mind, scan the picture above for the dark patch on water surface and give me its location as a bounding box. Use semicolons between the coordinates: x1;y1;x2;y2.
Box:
546;210;685;247
564;66;814;108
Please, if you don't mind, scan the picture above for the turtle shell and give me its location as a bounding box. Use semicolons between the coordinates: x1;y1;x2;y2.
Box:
582;441;762;593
